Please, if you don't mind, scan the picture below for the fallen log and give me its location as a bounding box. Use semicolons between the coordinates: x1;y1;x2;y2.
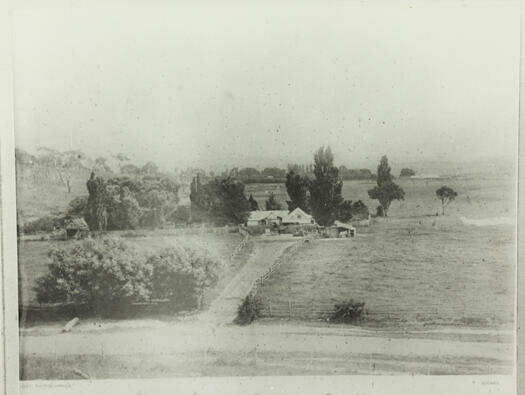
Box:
61;317;79;333
73;368;90;380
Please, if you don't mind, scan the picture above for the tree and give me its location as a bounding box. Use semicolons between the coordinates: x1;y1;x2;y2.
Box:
308;146;344;226
148;243;221;309
67;196;89;217
248;194;259;211
351;200;369;220
285;170;311;212
367;156;405;217
86;172;109;231
400;168;416;177
337;200;354;222
106;187;141;230
436;186;458;215
190;177;251;225
335;200;369;223
36;147;75;193
265;193;282;210
368;182;405;217
141;161;159;175
376;155;393;185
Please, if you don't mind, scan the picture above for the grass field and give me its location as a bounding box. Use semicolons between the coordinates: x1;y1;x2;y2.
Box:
255;175;516;329
17;232;246;310
246;175;516;220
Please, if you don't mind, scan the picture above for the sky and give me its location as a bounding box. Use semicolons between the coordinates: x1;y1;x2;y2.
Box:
11;0;520;171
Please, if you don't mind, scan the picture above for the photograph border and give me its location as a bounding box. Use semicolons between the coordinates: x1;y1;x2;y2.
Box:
1;0;522;394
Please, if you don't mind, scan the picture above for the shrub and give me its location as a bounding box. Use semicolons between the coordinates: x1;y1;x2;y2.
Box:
23;216;63;234
246;225;266;236
148;240;222;309
329;300;367;324
234;293;261;326
34;237;153;315
170;205;191;224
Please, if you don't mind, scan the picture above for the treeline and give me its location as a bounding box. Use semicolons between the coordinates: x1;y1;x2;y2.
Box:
188;147;393;227
21;171;184;234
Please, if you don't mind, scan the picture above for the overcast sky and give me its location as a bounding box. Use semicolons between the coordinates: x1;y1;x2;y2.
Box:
11;1;519;171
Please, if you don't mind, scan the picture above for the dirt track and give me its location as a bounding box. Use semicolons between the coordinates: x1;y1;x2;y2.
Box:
201;238;297;324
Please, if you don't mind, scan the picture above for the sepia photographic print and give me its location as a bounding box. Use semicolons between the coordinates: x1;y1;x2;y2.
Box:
1;0;521;394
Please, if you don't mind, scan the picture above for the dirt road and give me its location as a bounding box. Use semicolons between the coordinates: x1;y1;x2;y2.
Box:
19;320;513;378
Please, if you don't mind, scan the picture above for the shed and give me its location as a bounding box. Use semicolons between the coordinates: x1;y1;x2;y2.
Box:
334;221;356;238
64;217;90;240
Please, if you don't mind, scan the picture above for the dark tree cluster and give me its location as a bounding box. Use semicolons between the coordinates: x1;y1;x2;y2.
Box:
284;146;370;226
338;166;374;181
400;168;416;177
285;171;311;212
190;175;251;225
265;193;282;210
74;171;181;231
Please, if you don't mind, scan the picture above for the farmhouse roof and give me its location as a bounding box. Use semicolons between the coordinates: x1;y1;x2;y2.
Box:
65;217;89;230
282;207;314;224
247;210;289;222
333;220;356;230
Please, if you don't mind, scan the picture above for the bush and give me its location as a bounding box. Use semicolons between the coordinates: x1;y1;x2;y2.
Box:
234;293;261;326
170;205;191;224
246;225;266;236
329;300;367;324
34;237;153;315
148;240;222;309
34;236;224;316
23;216;63;234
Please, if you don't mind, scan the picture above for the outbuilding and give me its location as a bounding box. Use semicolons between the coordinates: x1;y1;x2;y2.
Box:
64;217;90;240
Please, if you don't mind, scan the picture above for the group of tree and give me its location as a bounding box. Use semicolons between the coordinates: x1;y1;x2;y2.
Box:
285;147;370;226
338;166;374;181
190;175;251;225
230;167;287;180
69;171;181;231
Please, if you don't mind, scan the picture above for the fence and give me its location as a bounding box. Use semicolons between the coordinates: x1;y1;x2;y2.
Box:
249;240;303;298
228;231;250;262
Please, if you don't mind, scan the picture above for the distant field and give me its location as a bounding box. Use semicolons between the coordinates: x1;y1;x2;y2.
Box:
255;175;516;329
246;175;516;220
17;232;245;308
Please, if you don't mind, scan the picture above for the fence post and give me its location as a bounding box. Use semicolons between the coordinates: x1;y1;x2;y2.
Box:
288;300;292;318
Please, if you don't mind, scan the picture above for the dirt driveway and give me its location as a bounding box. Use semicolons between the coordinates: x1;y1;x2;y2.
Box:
201;238;297;324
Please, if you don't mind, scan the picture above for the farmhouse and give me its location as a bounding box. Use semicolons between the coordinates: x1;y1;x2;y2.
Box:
281;207;315;225
64;217;90;240
246;210;289;227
